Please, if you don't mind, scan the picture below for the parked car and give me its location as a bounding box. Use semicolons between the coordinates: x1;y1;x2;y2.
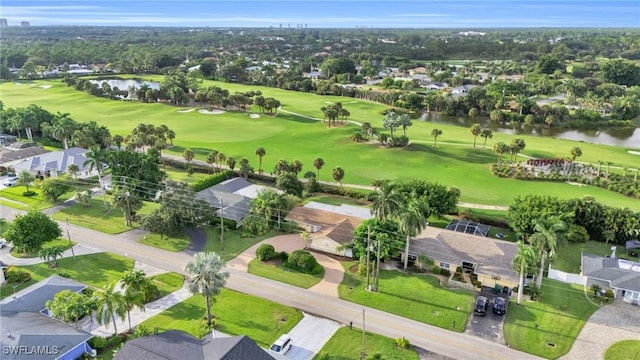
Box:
474;296;488;316
2;176;18;186
493;297;507;315
0;238;7;248
270;334;292;354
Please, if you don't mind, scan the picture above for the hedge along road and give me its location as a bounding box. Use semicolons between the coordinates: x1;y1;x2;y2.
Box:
1;80;638;208
0;206;541;360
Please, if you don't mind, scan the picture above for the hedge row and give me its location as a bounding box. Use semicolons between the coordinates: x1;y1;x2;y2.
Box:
191;170;234;192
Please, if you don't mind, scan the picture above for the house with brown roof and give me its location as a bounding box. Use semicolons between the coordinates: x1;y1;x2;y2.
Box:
405;227;519;289
285;204;368;257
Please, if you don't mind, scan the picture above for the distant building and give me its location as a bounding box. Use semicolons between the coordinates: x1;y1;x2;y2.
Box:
0;18;8;28
20;21;30;27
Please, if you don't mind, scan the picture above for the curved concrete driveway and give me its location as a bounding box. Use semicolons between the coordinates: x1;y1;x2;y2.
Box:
226;234;344;297
561;301;640;360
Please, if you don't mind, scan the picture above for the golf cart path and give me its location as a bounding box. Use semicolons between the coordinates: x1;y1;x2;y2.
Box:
226;234;344;297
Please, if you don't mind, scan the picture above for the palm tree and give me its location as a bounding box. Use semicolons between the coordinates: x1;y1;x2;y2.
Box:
332;167;345;189
399;199;428;270
370;182;402;220
216;152;226;171
120;270;151;331
83;148;108;210
570;147;582;161
313;157;325;179
94;282;127;336
291;159;303;175
206;150;219;173
185;252;230;327
605;161;613;180
512;241;537;304
255;147;266;175
480;128;493;149
166;130;176;146
52;112;77;149
529;217;567;288
226;157;236;170
493;142;509;164
470;124;481;148
431;128;443;147
17;170;34;193
182;148;195;164
38;245;65;268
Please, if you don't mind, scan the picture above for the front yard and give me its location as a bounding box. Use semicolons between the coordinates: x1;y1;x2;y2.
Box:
139;289;302;348
10;238;75;258
504;279;599;359
338;262;474;332
203;227;278;261
314;327;419;360
248;258;324;288
0;184;74;210
139;233;191;252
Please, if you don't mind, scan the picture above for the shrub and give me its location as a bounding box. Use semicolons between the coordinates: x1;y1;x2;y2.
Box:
106;334;125;348
567;223;590;243
22;191;37;197
395;337;411;349
432;266;442;275
256;244;277;261
525;284;541;301
285;250;322;274
88;336;108;350
440;268;451;277
604;289;615;300
5;266;31;284
278;251;289;262
190;170;234;192
388;135;409;147
57;270;71;278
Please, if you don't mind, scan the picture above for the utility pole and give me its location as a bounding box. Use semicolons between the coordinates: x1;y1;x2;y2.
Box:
360;309;366;359
375;237;381;292
66;219;76;263
365;226;371;291
220;199;224;253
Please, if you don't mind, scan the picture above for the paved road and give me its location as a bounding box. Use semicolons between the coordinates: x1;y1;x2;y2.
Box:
0;206;540;359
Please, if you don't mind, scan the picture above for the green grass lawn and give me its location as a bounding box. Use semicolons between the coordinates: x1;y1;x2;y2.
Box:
139;289;302;348
605;340;640;360
10;238;76;258
2;79;638;208
0;184;74;210
203;227;278;261
51;198;160;234
0;253;134;299
504;279;599;359
248;258;324;288
304;194;369;207
314;327;419;360
161;165;209;184
149;272;184;298
338;262;474;331
139;233;191;252
553;241;635;273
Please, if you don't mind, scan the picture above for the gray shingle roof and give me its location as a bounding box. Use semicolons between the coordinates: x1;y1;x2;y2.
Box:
11;147;90;173
582;253;640;292
0;275;86;313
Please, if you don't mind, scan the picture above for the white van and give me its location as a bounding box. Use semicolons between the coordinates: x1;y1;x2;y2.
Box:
270;334;292;354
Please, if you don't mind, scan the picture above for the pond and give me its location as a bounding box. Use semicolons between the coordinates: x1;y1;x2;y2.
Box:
419;113;640;148
89;79;160;99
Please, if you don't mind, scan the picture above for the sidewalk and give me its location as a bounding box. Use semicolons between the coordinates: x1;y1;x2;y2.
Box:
90;284;193;337
0;243;103;266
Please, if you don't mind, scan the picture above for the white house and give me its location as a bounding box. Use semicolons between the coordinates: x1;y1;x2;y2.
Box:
11;147;99;179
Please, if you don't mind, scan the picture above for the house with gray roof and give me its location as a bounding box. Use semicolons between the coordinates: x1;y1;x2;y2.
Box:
581;253;640;305
11;147;99;179
405;227;519;289
114;330;275;360
0;275;95;360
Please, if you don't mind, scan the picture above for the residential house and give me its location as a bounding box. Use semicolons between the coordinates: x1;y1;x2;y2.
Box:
421;81;449;90
196;177;281;228
0;134;18;146
497;74;524;82
11;147;98;179
0;143;49;170
285;201;371;257
405;227;519;289
450;84;478;96
115;330;276;360
0;275;95;360
408;67;428;75
581;253;640;305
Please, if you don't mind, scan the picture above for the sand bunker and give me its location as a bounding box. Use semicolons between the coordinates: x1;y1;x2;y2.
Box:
198;109;225;115
39;85;52;89
567;182;587;187
249;113;260;119
629;150;640;155
177;108;196;113
14;82;32;86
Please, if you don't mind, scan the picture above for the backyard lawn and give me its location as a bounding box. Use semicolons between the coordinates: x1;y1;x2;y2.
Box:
203;227;278;261
553;241;634;273
2;80;638;208
10;238;75;258
304;194;369;207
0;184;74;210
0;253;134;299
248;258;324;288
149;272;184;298
504;279;599;359
51;198;160;234
605;340;640;360
314;327;419;360
139;289;302;348
338;262;474;332
161;165;209;184
139;233;191;252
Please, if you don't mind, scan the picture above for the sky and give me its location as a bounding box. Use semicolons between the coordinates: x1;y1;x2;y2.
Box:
0;0;638;28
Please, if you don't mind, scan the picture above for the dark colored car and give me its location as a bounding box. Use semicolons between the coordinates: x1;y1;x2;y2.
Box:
493;297;507;315
474;296;488;316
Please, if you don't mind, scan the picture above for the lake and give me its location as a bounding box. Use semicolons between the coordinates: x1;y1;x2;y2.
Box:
90;79;160;99
419;113;640;148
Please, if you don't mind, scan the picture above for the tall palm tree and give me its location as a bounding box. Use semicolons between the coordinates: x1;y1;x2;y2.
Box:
183;148;195;164
291;159;303;175
206;150;219;173
313;157;325;179
255;147;266;175
52;112;77;149
493;142;509;164
94;282;127;336
480;128;493;149
332;167;345;189
399;198;429;270
431;128;443;147
17;170;34;193
216;152;227;171
512;241;537;305
529;217;567;288
570;147;582;161
185;252;229;327
120;270;151;331
83;148;108;210
370;182;402;220
226;157;236;170
470;124;481;148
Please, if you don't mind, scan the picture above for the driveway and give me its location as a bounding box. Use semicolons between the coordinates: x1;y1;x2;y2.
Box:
465;289;508;344
275;313;342;360
561;301;640;360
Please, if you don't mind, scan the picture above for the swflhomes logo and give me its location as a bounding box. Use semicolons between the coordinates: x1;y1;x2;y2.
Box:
2;345;60;355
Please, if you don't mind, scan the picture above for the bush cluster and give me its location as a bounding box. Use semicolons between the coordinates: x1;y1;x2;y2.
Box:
284;250;322;274
5;266;31;284
395;337;411;349
256;244;277;261
191;170;234;192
